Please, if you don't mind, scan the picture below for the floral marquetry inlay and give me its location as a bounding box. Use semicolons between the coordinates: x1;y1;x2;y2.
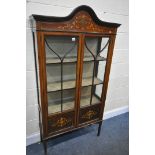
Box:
82;110;97;120
57;11;112;33
51;117;72;128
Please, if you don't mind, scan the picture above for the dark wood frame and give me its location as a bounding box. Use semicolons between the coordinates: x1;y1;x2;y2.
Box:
30;5;120;155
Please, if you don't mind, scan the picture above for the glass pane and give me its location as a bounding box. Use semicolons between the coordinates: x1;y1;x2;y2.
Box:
46;64;61;91
82;61;94;81
45;36;78;63
84;37;98;59
48;88;76;114
99;37;109;59
84;37;109;61
63;88;75;111
92;84;103;104
80;84;104;108
46;63;76;92
80;36;109;107
63;63;76;85
45;35;78;114
48;91;61;114
80;86;91;107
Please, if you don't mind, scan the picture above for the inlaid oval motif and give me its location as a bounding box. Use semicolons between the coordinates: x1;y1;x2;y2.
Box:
82;110;97;120
52;117;71;127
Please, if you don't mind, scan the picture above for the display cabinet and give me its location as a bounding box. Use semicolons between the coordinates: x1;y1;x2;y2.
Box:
30;5;120;154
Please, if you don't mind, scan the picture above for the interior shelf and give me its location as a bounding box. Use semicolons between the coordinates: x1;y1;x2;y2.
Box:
46;56;106;64
47;77;103;92
46;57;77;64
48;95;101;114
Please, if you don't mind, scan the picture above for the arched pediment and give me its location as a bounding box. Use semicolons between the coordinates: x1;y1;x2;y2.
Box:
31;5;121;34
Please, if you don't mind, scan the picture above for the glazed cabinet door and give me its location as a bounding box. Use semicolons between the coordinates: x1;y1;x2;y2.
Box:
40;32;80;135
78;35;110;125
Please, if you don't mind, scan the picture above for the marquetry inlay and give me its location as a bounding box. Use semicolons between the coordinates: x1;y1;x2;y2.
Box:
51;117;72;127
57;11;112;33
82;110;97;120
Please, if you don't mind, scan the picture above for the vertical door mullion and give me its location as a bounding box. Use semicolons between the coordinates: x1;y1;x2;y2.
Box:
89;60;96;105
75;33;85;126
60;61;63;112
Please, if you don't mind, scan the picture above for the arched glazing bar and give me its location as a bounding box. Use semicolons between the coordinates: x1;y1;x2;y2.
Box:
84;38;109;60
84;37;110;105
45;38;77;112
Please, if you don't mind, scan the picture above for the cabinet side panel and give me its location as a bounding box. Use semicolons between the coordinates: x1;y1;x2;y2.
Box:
36;32;48;138
100;34;117;119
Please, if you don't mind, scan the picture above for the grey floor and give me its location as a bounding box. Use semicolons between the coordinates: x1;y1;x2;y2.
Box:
27;112;129;155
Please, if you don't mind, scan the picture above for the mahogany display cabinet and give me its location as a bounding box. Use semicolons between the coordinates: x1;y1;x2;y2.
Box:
30;5;120;154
